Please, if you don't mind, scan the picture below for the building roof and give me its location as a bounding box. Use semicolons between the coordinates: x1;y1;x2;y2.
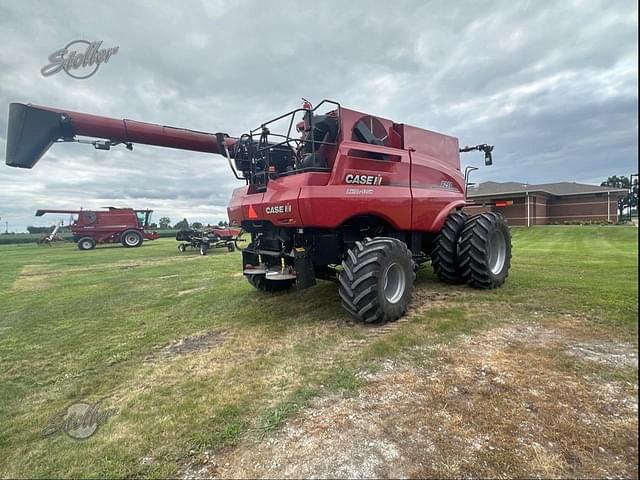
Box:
467;181;628;198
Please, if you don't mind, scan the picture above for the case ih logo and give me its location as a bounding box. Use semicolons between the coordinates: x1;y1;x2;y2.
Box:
265;204;292;215
41;40;119;79
345;173;383;186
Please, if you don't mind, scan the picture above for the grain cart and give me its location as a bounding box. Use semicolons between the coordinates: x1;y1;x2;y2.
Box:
6;100;511;323
35;207;159;250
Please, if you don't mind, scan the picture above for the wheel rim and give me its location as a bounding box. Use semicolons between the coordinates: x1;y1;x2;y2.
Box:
383;262;406;304
487;229;507;274
125;234;139;246
82;240;92;249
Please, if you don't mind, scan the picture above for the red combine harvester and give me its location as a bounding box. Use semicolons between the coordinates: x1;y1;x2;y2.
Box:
35;207;159;250
6;100;511;323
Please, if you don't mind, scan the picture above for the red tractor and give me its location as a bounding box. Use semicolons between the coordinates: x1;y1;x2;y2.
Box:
6;100;511;323
35;208;159;250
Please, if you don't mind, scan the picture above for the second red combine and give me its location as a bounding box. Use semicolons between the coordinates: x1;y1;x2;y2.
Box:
35;207;159;250
6;99;511;324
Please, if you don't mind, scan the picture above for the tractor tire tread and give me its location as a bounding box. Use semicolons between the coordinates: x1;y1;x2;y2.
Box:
458;212;512;289
338;237;415;324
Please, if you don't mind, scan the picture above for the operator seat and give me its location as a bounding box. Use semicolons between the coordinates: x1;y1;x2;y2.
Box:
301;115;338;169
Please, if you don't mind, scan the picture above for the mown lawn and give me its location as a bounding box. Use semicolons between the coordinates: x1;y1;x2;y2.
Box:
0;226;637;477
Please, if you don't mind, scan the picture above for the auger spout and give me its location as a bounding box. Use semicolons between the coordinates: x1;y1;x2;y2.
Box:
5;102;237;168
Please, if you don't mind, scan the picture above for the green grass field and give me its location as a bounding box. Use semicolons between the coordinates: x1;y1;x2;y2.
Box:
0;226;637;477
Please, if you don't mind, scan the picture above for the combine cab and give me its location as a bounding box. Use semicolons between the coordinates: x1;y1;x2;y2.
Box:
35;207;159;250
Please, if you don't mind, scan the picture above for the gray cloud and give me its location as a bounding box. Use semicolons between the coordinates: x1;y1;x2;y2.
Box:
0;0;637;230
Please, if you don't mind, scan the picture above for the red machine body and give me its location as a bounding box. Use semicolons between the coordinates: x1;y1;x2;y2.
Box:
35;207;159;249
226;106;464;234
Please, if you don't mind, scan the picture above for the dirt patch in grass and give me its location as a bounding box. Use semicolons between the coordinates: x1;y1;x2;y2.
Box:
147;330;226;361
12;264;59;292
192;321;637;479
409;288;469;313
565;342;637;368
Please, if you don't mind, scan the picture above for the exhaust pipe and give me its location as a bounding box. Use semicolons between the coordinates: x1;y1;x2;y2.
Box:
5;102;237;169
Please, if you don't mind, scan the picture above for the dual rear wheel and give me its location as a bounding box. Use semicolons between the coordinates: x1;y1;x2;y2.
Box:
431;211;511;288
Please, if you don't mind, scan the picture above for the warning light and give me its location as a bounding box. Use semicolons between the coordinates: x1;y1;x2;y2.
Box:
248;205;258;219
495;200;514;207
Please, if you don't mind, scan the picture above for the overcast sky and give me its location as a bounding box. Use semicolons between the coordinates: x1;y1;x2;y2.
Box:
0;0;637;231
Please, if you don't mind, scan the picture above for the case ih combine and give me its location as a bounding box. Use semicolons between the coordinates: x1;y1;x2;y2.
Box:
6;100;511;323
35;207;159;250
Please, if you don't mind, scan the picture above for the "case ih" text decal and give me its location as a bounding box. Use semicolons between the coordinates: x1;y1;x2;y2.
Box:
265;204;292;215
345;173;383;186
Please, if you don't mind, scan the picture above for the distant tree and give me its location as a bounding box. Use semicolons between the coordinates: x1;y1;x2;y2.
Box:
601;176;638;218
217;220;229;227
173;218;189;230
191;221;203;230
158;217;171;229
149;222;158;229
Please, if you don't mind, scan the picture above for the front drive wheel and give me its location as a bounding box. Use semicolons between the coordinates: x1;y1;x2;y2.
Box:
121;230;143;248
338;237;415;324
246;274;295;292
458;212;512;288
199;243;209;256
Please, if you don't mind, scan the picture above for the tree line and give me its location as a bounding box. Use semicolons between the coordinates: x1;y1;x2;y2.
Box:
600;175;638;218
154;217;229;230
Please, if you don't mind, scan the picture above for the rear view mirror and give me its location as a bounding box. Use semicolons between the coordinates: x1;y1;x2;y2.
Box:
459;143;494;167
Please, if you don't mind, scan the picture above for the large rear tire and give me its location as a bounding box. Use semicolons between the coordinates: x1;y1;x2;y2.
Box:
121;230;143;248
431;210;468;284
246;274;295;292
459;212;512;288
338;237;415;324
